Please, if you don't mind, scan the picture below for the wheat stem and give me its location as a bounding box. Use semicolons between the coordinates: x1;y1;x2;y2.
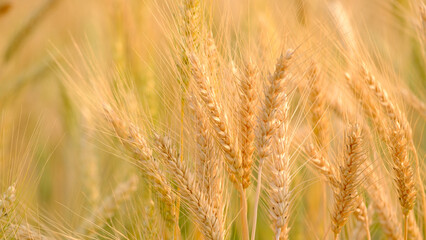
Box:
240;188;249;240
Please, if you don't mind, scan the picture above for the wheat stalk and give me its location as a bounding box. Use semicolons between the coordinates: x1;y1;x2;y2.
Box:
81;113;100;206
408;212;423;240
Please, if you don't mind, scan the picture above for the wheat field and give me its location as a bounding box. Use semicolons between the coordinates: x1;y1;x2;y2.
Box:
0;0;425;239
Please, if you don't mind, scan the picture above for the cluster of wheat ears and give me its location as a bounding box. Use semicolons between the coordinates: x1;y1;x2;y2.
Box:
0;0;425;239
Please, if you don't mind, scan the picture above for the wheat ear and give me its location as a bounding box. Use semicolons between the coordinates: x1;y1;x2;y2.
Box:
5;223;51;240
205;31;220;78
78;175;139;236
189;54;242;185
178;1;204;235
389;122;416;216
362;162;403;239
351;204;374;240
347;70;415;238
103;105;177;228
400;87;426;119
360;66;418;231
345;72;387;140
189;53;249;239
305;144;370;239
266;104;291;240
189;97;223;220
183;0;202;51
332;124;366;239
352;197;371;240
359;65;404;125
240;60;258;189
251;49;293;240
358;65;421;237
0;185;49;240
306;63;329;151
155;134;224;240
0;185;16;218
